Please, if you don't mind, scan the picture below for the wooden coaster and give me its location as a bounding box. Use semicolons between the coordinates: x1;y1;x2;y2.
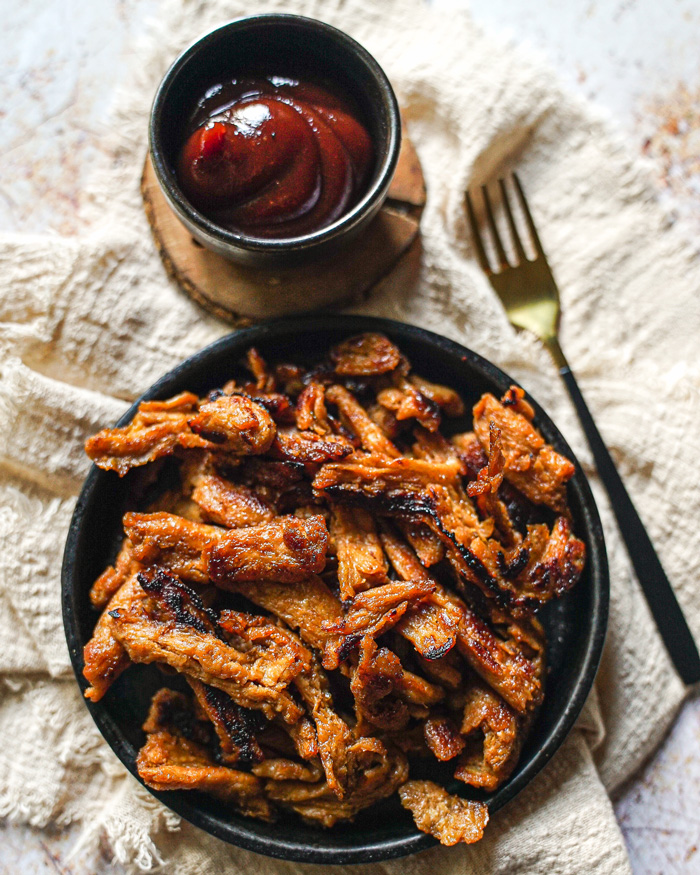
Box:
141;125;426;325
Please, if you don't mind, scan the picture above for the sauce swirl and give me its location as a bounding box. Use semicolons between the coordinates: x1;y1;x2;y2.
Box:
177;77;374;238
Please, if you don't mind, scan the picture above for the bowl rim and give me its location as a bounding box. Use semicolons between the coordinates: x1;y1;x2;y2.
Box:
148;13;402;256
62;314;609;864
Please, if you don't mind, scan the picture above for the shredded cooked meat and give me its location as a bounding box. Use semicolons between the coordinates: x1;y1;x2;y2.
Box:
137;689;274;819
86;392;276;475
272;427;353;465
453;677;522;791
110;570;309;722
330;505;388;599
83;332;585;848
330;332;402;376
473;387;575;513
192;473;275;528
187;678;265;767
187;394;276;454
205;515;329;585
83;574;146;701
399;780;489;845
423;716;466;761
123;511;329;586
267;742;409;827
89;538;137;609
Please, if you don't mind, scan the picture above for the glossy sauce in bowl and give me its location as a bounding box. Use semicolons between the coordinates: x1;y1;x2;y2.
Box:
177;77;374;238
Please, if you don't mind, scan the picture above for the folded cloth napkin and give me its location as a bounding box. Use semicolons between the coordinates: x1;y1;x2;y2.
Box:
1;0;699;872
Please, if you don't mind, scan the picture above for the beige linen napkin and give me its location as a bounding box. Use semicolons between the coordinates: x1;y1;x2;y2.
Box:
1;0;699;872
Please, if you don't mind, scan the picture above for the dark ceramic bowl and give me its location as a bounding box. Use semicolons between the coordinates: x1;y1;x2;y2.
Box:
62;315;608;864
149;15;401;267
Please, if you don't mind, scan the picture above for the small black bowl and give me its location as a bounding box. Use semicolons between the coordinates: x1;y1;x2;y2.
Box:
62;315;608;864
149;15;401;267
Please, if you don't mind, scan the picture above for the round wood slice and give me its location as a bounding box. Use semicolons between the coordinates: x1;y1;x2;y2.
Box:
141;123;426;325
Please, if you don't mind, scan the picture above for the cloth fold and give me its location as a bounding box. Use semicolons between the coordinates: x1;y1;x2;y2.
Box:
2;0;698;872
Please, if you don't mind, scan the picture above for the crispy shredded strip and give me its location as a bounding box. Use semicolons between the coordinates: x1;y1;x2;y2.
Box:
473;387;575;513
187;678;265;767
83;574;145;701
380;524;542;712
453;678;522;791
272;427;353;465
109;570;308;722
137;689;274;819
267;742;408;828
330;332;402;377
192;473;275;528
326;385;402;458
399;780;489;846
86;392;275;475
330;504;388;599
293;653;355;798
123;511;329;586
89;538;138;609
204;514;329;585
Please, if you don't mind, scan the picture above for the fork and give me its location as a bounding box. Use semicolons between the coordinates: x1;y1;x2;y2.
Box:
465;174;700;685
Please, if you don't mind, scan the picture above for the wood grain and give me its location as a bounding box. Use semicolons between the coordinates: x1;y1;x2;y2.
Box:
141;125;426;325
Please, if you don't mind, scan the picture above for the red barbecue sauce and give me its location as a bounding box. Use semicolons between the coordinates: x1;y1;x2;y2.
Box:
177;77;374;238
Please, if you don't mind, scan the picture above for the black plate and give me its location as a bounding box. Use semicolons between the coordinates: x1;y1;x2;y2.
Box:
62;315;608;864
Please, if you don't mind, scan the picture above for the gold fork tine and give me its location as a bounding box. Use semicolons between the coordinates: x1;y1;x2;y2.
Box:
498;177;527;264
512;172;544;256
481;184;509;270
464;189;492;274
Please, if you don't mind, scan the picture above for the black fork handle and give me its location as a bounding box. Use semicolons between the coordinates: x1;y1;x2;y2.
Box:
548;339;700;684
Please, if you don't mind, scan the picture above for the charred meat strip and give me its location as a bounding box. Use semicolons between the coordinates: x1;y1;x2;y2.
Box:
204;515;329;585
192;473;275;528
137;689;274;819
109;570;308;723
473;387;574;513
330;505;388;599
454;678;522;791
329;332;402;377
83;574;145;701
187;678;265;767
399;781;489;846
